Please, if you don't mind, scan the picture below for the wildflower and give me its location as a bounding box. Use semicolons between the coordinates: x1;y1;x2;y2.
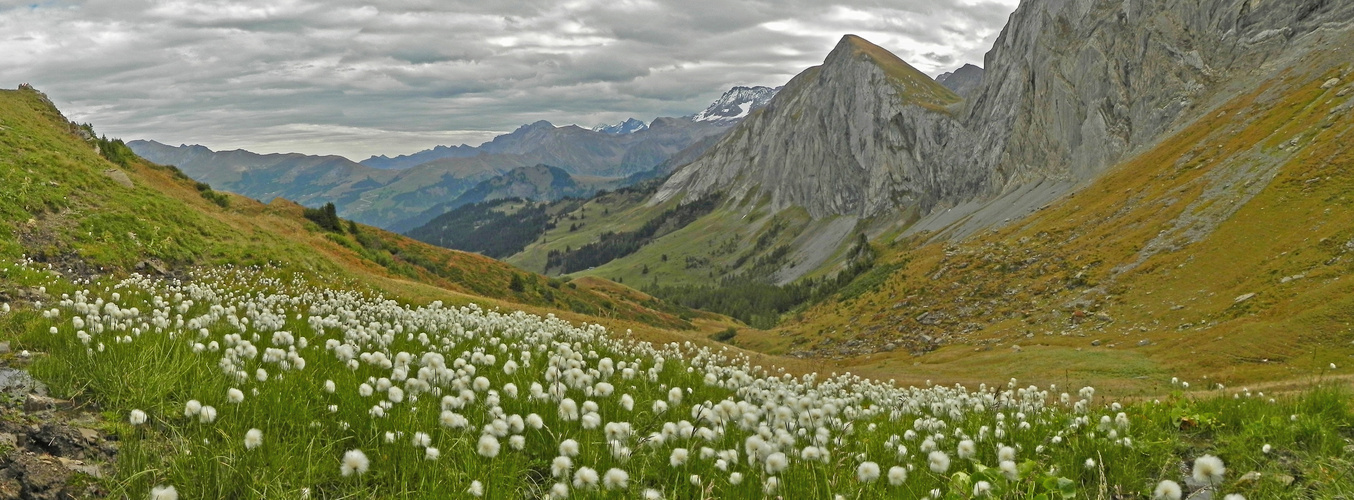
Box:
150;485;178;500
468;480;483;497
999;460;1018;480
244;428;263;450
324;380;335;393
1223;495;1246;500
552;456;573;477
1192;455;1225;486
857;461;881;483
928;450;951;473
477;435;501;458
689;474;701;486
184;400;202;418
763;476;779;495
549;483;568;499
129;409;147;426
388;386;404;403
603;468;628;489
340;449;369;476
973;480;992;497
997;446;1015;462
729;472;744;485
227;388;244;404
198;405;217;423
559;439;580;457
255;368;268;382
957;439;976;459
643;489;662;500
572;467;599;490
1153;480;1182;500
359;384;373;397
526;413;544;429
412;432;431;448
1262;444;1272;454
888;465;907;486
425;447;440;461
1085;458;1097;470
670;448;689;467
764;452;789;474
510;435;525;450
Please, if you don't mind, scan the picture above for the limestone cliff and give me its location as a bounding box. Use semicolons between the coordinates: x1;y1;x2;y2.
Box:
654;35;960;218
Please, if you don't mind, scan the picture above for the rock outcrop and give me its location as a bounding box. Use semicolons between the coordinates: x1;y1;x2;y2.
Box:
655;35;961;218
659;0;1354;226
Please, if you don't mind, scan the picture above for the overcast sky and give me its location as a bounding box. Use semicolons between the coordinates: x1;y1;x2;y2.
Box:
2;0;1020;161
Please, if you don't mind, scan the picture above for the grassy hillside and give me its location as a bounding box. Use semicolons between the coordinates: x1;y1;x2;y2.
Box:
0;86;691;332
744;52;1354;393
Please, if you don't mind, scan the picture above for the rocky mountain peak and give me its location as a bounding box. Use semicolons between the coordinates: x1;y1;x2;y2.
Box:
592;118;649;135
935;63;984;100
690;85;780;125
656;34;958;219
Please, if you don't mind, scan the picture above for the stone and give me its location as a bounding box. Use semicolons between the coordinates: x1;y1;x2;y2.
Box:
1322;78;1341;89
1091;339;1102;346
1137;339;1151;347
23;394;74;412
1234;293;1256;303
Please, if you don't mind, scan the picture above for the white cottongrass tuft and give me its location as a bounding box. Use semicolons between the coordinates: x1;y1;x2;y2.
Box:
764;452;789;475
1223;495;1246;500
973;480;992;497
999;460;1019;481
573;466;599;489
888;465;907;486
340;449;369;476
129;409;147;426
149;485;178;500
226;388;244;404
729;472;744;485
468;480;483;497
244;428;263;450
603;468;628;489
928;450;951;473
198;405;217;424
477;434;501;458
957;439;976;460
857;461;881;483
670;448;689;467
1192;455;1226;486
559;439;580;457
183;400;202;418
1153;480;1182;500
425;447;440;461
643;488;662;500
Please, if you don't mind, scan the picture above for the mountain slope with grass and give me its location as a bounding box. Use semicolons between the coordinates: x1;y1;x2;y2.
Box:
0;86;695;331
749;39;1354;393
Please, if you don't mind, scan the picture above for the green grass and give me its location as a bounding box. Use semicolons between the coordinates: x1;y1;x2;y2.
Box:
2;262;1351;499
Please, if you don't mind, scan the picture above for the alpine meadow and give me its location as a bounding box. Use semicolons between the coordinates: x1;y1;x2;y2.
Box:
2;0;1354;499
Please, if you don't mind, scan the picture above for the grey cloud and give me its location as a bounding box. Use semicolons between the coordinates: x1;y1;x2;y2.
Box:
1;0;1018;160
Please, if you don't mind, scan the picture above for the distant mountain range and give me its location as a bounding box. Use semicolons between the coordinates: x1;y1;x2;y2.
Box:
592;118;649;135
128;85;779;229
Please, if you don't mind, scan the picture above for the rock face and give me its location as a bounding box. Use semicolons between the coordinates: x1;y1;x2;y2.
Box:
658;0;1354;226
656;35;961;218
935;64;985;100
689;86;781;125
592;118;649;135
947;0;1354;198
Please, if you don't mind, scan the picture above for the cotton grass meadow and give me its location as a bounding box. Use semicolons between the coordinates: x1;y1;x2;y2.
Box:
1;261;1350;498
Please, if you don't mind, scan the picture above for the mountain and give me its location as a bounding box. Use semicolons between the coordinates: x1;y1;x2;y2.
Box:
0;86;689;330
390;164;623;234
934;63;984;100
128;140;508;228
592;118;649;135
689;86;781;125
506;0;1354;380
657;35;958;219
360;144;480;170
130;86;771;229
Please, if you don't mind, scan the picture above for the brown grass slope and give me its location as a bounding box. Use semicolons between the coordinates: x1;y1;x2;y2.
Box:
743;42;1354;394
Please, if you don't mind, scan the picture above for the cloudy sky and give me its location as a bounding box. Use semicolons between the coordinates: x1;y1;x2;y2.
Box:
2;0;1020;161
